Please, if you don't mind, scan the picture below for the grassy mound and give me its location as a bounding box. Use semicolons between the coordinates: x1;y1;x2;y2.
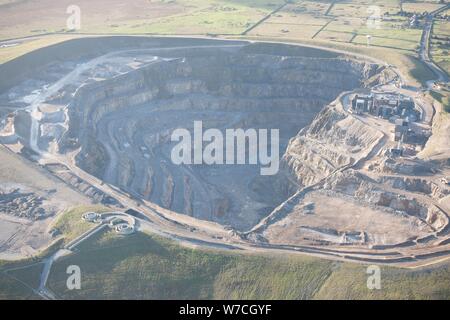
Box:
43;230;450;300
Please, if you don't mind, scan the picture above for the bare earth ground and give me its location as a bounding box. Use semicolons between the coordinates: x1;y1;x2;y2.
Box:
263;191;433;246
419;100;450;161
0;145;91;260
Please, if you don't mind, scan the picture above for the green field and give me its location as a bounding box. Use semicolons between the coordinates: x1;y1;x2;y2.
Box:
44;231;450;299
431;19;450;76
0;0;285;39
402;1;446;14
46;230;335;299
315;262;450;299
247;0;424;52
0;272;40;300
87;1;279;35
430;89;450;113
1;225;449;300
51;205;111;244
352;33;420;51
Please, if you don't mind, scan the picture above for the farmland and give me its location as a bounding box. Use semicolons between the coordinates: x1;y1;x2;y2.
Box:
431;18;450;75
0;0;447;86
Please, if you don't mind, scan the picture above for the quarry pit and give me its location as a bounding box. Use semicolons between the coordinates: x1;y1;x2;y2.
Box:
0;37;449;265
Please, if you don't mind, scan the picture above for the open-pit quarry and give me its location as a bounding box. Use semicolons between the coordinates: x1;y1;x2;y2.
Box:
0;37;449;267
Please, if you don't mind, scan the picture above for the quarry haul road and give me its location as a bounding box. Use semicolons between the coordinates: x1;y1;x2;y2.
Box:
2;38;449;270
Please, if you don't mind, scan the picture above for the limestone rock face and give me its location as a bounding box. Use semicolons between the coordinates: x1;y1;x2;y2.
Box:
57;52;382;229
283;106;383;187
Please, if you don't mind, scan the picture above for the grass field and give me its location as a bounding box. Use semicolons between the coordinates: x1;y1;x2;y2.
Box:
0;0;285;40
315;262;450;299
430;89;450;113
41;230;450;300
87;1;280;35
247;0;424;53
0;224;449;300
46;230;335;299
0;272;40;300
353;33;420;51
402;1;446;14
51;205;111;244
4;262;44;291
431;19;450;76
